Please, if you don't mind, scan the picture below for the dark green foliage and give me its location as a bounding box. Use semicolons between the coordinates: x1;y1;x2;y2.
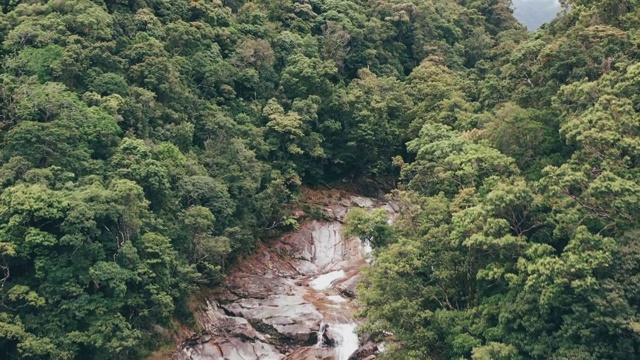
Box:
352;1;640;359
2;0;505;357
2;0;638;359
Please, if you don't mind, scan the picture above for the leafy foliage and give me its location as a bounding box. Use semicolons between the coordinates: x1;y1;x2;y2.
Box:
352;1;640;359
2;0;639;359
0;0;519;357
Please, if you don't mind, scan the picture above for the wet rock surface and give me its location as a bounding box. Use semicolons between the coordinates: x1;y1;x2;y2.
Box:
223;295;323;344
334;275;360;299
176;191;392;360
180;301;283;360
348;343;379;360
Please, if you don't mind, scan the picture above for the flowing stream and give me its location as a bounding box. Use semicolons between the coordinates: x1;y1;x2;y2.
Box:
178;193;396;360
309;270;346;290
329;323;360;360
309;268;359;359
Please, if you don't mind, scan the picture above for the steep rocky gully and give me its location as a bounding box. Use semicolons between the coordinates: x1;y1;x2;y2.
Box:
176;191;396;360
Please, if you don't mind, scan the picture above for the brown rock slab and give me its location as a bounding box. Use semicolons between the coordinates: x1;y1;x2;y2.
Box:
347;343;378;360
334;275;360;299
181;338;284;360
226;274;298;299
223;295;323;343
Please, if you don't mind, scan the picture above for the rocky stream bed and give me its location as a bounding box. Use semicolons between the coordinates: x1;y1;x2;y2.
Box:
175;193;396;360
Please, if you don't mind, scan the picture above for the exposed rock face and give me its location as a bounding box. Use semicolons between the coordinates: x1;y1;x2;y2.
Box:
226;275;298;299
319;323;336;347
223;295;323;343
334;275;360;299
348;343;379;360
180;301;284;360
176;192;392;360
285;346;336;360
183;338;284;360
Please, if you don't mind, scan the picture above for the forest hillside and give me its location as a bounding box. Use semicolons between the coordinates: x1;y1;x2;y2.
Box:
0;0;639;359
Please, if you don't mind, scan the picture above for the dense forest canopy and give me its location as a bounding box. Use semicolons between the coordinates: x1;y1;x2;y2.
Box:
347;1;640;359
0;0;638;359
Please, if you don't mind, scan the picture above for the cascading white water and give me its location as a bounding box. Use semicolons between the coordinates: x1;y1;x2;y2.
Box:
317;322;327;347
309;270;346;290
326;295;347;303
331;323;359;360
316;322;359;360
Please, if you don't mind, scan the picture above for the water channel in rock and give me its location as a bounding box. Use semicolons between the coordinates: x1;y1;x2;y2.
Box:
176;192;396;360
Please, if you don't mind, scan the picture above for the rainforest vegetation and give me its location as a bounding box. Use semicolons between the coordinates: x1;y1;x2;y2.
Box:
0;0;638;359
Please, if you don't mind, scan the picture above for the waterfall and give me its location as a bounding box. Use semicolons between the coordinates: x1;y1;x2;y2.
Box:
316;322;359;360
332;323;359;360
309;270;346;290
317;322;327;347
179;195;393;360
